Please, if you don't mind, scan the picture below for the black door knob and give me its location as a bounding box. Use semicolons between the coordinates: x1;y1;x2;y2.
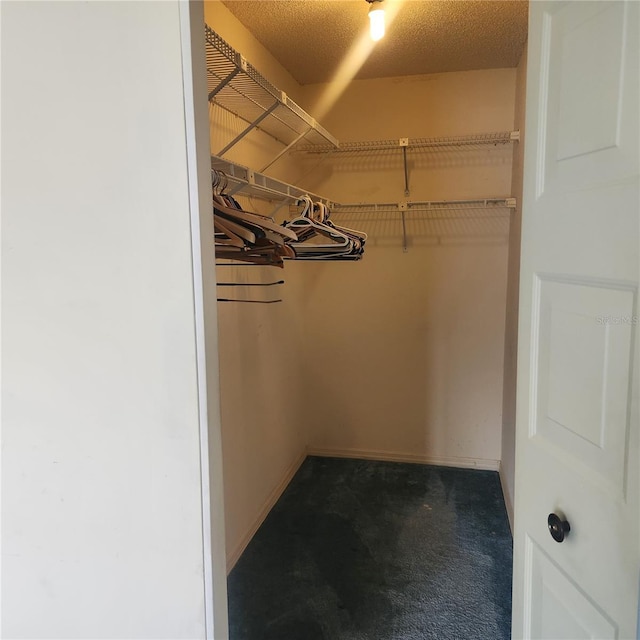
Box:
548;513;570;543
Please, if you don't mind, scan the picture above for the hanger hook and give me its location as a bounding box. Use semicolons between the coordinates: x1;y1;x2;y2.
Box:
296;195;313;218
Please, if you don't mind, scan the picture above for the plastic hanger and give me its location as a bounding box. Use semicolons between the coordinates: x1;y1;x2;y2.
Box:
284;196;354;257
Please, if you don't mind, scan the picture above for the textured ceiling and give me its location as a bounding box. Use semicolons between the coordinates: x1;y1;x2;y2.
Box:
221;0;529;85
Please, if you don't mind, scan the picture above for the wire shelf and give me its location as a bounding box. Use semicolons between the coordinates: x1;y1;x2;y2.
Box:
330;199;514;250
205;26;339;153
297;131;518;154
331;198;516;217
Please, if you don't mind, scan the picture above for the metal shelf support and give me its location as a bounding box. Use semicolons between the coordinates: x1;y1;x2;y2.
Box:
400;137;410;196
218;101;279;156
260;126;313;173
207;67;240;102
398;201;408;252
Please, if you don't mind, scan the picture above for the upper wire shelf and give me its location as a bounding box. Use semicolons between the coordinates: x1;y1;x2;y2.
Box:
205;26;339;161
297;131;519;154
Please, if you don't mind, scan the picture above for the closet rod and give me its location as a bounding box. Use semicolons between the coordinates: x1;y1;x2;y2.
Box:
260;127;312;173
218;102;279;157
211;156;332;206
297;131;520;154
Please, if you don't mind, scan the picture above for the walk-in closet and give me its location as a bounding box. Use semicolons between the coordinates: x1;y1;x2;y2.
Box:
4;0;639;637
206;1;527;637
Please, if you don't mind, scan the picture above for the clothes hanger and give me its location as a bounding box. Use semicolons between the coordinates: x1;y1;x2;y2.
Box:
217;298;282;303
217;280;284;287
216;262;280;267
284;196;353;257
215;214;258;245
215;244;287;268
213;169;298;267
314;202;367;256
214;201;298;242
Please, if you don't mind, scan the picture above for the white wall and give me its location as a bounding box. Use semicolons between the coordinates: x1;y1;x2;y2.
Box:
294;70;516;468
500;44;527;529
1;2;220;637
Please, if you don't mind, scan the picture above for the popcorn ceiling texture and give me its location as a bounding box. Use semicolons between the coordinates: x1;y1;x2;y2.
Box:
221;0;528;85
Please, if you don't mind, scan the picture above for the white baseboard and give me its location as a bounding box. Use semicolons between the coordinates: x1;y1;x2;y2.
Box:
306;446;500;471
226;450;307;574
498;461;514;534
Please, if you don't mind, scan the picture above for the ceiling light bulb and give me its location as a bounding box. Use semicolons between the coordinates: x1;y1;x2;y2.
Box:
368;2;385;41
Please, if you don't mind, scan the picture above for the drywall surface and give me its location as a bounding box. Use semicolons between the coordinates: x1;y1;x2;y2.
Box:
501;44;528;527
296;70;516;466
303;68;516;139
299;69;517;201
203;7;309;570
1;2;210;637
215;264;308;569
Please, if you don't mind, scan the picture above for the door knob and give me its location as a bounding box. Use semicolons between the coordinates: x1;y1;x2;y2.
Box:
548;513;570;543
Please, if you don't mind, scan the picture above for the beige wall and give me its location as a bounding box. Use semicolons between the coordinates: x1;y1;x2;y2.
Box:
297;70;516;202
204;0;309;570
292;71;516;468
215;271;309;570
501;44;528;528
302;69;517;139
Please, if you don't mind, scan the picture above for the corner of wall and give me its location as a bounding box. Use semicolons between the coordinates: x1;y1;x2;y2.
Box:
499;461;515;534
204;0;312;570
500;41;528;529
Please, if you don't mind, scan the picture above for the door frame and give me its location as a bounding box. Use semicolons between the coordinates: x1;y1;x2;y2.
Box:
180;1;229;638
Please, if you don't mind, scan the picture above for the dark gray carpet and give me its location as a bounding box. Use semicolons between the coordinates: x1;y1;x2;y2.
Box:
228;456;512;640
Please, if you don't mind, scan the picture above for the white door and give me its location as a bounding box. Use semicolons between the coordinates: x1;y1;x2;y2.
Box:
512;1;639;638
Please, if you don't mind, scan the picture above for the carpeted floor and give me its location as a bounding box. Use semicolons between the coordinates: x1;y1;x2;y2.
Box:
227;456;513;640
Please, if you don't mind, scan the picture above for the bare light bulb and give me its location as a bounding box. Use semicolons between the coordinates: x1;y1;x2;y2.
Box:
368;2;385;41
